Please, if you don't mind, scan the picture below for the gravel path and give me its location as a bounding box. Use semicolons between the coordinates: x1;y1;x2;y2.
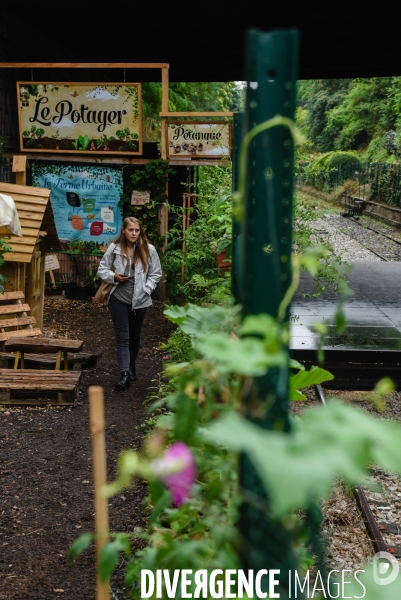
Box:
314;214;401;261
313;216;382;262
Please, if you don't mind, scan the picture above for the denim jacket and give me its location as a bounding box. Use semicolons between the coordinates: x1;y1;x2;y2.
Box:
97;242;162;309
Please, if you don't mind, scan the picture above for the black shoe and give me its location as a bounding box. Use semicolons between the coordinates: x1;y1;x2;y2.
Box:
128;365;137;381
116;371;130;390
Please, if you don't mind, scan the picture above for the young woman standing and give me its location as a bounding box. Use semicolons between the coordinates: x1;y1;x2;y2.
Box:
98;217;162;390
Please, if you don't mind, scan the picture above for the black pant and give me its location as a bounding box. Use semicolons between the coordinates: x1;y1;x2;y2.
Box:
108;294;147;372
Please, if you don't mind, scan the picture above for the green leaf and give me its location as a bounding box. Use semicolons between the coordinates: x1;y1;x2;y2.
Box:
335;307;347;334
289;358;305;370
99;537;130;582
346;564;401;599
173;392;199;443
289;366;334;400
194;333;286;376
68;532;93;562
201;402;401;515
149;486;172;524
373;376;395;398
164;304;230;337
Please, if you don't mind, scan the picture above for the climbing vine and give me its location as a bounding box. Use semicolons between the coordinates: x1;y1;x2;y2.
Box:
121;159;174;250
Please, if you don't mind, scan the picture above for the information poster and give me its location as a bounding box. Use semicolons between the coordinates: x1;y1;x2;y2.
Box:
32;164;123;247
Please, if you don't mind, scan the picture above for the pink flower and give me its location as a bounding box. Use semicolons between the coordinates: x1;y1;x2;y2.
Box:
151;442;196;505
162;354;170;360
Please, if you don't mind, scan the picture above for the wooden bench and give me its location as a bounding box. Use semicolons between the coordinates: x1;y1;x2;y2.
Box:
0;369;81;405
0;350;102;370
0;291;42;349
5;336;84;370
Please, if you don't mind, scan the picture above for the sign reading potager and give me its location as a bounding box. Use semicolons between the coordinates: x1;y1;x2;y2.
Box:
17;82;142;155
167;122;231;158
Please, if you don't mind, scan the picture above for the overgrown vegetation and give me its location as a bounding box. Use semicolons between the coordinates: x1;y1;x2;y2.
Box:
142;82;243;142
297;77;401;206
69;138;401;599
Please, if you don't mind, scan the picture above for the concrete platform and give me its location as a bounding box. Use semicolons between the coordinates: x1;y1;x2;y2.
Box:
292;262;401;350
291;262;401;389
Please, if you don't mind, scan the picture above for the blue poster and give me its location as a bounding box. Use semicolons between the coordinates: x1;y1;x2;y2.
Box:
32;164;123;247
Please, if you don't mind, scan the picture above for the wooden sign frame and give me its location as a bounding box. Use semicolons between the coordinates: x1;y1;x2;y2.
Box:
166;121;232;159
17;82;142;156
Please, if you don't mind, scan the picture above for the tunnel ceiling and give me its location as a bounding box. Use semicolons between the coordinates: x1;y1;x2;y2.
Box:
1;2;398;81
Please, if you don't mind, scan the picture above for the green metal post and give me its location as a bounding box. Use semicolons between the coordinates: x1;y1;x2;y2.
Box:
232;112;244;304
238;29;298;597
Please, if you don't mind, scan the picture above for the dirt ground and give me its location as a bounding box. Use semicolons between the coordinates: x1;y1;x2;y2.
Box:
0;299;174;600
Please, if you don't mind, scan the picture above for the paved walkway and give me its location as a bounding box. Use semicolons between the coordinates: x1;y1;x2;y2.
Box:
291;262;401;351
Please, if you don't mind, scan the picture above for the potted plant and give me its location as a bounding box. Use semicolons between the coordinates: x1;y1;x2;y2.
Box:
68;239;85;253
214;235;232;269
208;194;233;269
44;280;63;296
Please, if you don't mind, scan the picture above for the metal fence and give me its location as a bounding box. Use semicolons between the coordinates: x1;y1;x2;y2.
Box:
298;162;401;207
45;252;102;288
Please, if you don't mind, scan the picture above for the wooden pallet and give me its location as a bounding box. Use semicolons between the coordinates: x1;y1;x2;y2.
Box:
0;369;82;405
0;350;101;370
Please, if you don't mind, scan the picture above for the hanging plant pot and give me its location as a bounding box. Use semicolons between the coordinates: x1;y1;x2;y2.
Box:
215;249;232;270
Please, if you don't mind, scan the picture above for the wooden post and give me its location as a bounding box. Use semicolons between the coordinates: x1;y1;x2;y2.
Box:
89;386;110;600
12;155;27;186
158;66;170;302
160;67;169;242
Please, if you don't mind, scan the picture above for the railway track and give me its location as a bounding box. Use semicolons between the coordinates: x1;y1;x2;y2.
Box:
315;385;401;566
323;214;401;262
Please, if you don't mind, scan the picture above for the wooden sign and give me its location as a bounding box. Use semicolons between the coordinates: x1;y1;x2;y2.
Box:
167;122;231;158
17;82;142;155
131;190;150;205
45;254;60;272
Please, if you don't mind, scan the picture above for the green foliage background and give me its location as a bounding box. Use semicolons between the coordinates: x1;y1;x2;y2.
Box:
297;76;401;163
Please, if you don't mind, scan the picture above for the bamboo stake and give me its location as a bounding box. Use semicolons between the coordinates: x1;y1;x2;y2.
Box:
89;386;110;600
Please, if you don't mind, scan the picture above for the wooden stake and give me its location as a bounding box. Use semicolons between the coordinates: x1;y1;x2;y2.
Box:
89;386;110;600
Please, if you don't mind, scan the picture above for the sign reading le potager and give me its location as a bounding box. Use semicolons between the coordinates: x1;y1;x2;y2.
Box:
17;82;142;155
167;122;231;158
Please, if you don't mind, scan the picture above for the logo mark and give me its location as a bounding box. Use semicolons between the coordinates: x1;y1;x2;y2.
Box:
373;551;399;586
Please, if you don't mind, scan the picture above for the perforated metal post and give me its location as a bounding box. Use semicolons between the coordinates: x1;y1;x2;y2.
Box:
232;112;244;304
238;29;298;598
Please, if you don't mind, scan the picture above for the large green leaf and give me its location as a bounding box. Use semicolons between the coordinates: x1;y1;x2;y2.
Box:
164;304;233;337
201;402;401;515
289;365;334;400
194;334;286;376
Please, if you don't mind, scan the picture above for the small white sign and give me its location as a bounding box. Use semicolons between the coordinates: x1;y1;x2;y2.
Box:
45;254;60;272
131;190;150;205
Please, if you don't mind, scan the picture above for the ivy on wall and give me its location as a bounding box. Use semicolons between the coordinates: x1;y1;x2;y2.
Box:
121;159;174;250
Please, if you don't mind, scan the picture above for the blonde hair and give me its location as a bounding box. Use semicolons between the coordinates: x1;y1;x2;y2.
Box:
114;217;150;270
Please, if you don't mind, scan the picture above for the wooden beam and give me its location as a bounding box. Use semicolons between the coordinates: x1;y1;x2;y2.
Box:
168;159;232;166
162;67;169;114
0;181;50;197
6;153;154;166
0;62;169;69
160;112;234;117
